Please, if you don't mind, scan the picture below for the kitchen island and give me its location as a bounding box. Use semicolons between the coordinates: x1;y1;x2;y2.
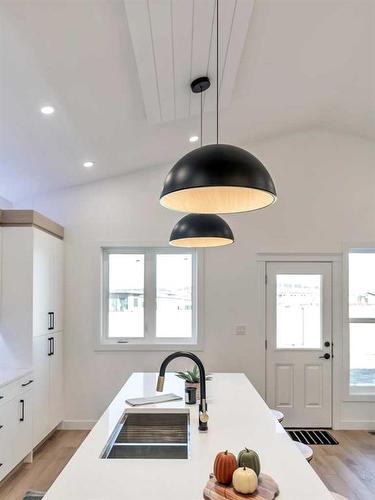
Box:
44;373;334;499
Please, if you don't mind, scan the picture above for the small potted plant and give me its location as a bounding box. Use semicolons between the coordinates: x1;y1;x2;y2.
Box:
175;365;211;400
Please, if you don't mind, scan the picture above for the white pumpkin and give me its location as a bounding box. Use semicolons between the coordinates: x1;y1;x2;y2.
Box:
232;466;258;494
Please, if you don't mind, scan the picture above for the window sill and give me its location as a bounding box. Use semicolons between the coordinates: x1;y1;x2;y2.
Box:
343;387;375;402
95;341;203;352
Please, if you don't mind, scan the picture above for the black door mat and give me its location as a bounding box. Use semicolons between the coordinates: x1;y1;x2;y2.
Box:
287;429;338;445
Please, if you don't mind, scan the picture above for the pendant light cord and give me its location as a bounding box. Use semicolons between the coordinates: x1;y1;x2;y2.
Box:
200;89;203;147
216;0;219;144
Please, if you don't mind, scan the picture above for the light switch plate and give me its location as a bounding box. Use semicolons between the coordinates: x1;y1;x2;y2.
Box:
235;325;247;335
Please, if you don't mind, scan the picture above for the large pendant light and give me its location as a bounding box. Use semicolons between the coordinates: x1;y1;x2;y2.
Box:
168;77;234;248
169;213;234;248
160;0;276;214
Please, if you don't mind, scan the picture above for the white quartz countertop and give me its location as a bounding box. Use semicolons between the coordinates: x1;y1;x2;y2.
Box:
44;373;334;500
0;367;32;388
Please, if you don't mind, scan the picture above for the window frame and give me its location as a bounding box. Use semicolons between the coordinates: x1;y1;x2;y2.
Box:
99;246;203;351
344;247;375;400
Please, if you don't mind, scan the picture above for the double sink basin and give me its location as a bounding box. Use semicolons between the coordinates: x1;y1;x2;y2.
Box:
101;409;190;460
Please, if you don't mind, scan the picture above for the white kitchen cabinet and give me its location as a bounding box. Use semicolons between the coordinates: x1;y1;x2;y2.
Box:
33;229;64;337
13;389;33;465
32;331;63;447
0;374;33;482
50;236;64;334
0;401;12;481
0;211;64;460
49;331;64;430
32;334;50;446
33;228;52;337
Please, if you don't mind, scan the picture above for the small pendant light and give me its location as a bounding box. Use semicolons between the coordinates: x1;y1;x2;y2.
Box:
160;0;276;214
169;213;234;248
168;76;234;248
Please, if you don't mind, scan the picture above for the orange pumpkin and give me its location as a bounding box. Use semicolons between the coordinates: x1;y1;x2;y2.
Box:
213;450;237;485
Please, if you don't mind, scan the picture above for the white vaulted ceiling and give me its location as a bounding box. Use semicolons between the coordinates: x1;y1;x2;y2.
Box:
0;0;374;201
124;0;254;123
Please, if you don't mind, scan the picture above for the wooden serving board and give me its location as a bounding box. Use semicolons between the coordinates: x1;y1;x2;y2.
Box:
203;473;279;500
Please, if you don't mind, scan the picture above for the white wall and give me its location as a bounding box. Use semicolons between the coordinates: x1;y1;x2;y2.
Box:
16;129;375;428
0;196;12;209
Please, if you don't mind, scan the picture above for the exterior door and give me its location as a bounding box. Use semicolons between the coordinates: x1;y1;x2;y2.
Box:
266;262;333;427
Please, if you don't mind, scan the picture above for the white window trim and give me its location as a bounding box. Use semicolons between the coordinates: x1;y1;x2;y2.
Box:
96;246;204;351
343;245;375;401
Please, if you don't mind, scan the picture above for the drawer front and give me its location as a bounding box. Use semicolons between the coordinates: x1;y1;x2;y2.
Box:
17;375;34;395
0;402;13;482
0;382;17;407
0;372;33;408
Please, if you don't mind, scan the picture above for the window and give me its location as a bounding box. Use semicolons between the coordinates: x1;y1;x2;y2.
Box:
101;247;198;347
348;251;375;393
276;274;322;349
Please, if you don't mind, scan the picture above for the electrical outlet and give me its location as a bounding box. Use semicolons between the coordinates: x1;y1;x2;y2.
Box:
235;325;247;335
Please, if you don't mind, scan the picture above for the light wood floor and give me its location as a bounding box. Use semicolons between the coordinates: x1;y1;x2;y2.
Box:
0;430;373;499
311;430;375;500
0;430;89;500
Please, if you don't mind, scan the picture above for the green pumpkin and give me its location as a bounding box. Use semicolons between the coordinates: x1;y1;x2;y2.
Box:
237;448;261;477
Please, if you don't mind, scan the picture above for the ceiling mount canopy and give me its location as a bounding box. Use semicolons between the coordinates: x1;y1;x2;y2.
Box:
169;213;234;248
160;0;277;215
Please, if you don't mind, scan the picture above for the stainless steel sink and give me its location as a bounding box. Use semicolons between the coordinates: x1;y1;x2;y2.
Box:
100;410;190;459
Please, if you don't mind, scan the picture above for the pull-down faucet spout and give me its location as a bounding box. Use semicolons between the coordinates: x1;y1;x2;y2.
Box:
156;351;208;431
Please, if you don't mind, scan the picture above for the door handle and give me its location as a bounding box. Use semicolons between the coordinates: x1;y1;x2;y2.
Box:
319;353;331;360
20;399;25;422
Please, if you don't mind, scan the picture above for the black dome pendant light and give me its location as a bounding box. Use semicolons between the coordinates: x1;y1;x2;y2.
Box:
168;76;234;248
169;213;234;248
160;0;276;214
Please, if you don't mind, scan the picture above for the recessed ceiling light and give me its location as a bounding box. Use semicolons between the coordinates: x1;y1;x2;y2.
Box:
83;161;94;168
40;105;55;115
189;135;199;143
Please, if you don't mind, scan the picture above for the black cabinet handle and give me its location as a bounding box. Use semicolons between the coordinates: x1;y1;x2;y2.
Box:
48;337;53;356
20;399;25;422
21;379;34;387
0;396;3;400
52;336;55;356
48;312;53;330
0;425;3;430
52;312;55;330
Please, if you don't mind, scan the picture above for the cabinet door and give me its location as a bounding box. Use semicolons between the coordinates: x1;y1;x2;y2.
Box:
12;390;33;466
51;237;64;333
49;331;63;432
33;229;52;337
32;335;50;447
0;402;13;481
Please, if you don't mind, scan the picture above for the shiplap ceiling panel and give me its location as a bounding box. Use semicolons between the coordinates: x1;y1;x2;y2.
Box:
172;0;193;121
124;0;254;124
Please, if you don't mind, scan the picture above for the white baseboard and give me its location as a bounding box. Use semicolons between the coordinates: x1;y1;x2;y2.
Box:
335;420;375;430
59;420;97;430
